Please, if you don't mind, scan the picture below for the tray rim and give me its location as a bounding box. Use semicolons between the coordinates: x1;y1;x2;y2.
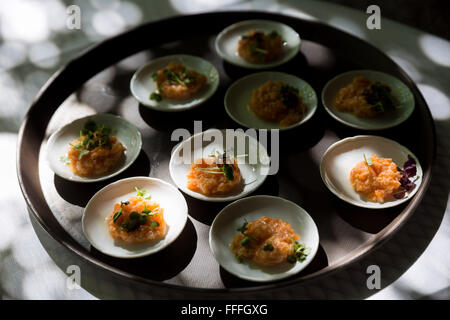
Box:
16;10;437;295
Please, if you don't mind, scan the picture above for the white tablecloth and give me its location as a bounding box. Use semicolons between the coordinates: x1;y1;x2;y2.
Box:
0;0;448;299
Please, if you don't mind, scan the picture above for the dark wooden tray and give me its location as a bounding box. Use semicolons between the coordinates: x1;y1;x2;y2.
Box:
17;11;436;298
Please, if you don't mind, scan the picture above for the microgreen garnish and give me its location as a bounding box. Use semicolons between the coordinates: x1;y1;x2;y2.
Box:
113;211;122;223
113;201;130;223
237;219;248;234
150;220;160;229
164;69;183;85
70;120;113;159
78;149;89;160
263;243;274;251
236;219;257;246
235;254;244;263
222;163;234;181
240;236;251;246
364;82;395;113
287;241;310;264
268;30;279;38
278;85;299;109
195;151;235;181
135;187;151;199
363;154;373;166
150;92;162;102
59;155;70;164
120;211;148;232
151;73;158;81
394;155;418;199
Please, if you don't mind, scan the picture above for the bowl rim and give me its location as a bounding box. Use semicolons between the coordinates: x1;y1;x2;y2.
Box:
224;71;318;131
46;113;143;183
168;127;270;202
81;176;189;259
130;54;220;112
321;69;415;130
319;135;423;209
209;194;320;282
214;19;301;69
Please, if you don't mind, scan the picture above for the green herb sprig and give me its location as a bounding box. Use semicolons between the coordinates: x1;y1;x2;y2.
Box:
287;241;310;264
236;219;257;246
363;154;373;166
195;151;235;182
70;120;113;160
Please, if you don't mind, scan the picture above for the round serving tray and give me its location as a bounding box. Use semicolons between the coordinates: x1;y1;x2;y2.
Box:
17;11;435;298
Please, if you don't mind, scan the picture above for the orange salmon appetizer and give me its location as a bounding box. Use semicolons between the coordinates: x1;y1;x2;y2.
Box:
68;120;125;178
350;154;402;203
237;29;284;64
150;62;207;101
249;80;304;127
187;154;242;196
333;76;395;118
231;217;309;267
108;188;167;244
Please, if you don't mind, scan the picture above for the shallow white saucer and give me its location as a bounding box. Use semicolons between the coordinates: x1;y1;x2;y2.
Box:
82;177;188;258
169;128;270;202
46;113;142;183
209;195;319;282
225;72;317;130
321;70;415;130
130;54;219;111
215;19;301;69
320;135;422;209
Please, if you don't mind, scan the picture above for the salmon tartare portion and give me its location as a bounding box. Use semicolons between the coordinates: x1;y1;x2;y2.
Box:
187;156;242;196
108;190;167;244
67;120;126;178
231;217;301;267
350;154;402;203
237;29;284;64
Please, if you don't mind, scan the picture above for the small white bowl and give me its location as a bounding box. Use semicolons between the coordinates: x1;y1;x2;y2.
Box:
225;72;317;130
321;70;415;130
169;128;270;202
215;19;301;69
209;195;319;282
320;135;422;209
82;177;188;259
130;54;219;112
46;113;142;183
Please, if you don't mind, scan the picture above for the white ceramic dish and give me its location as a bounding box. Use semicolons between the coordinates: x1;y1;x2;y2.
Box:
215;19;301;69
321;70;415;130
130;54;219;111
169;128;271;202
225;72;317;130
209;195;319;282
82;177;188;258
46;113;142;183
320;135;422;209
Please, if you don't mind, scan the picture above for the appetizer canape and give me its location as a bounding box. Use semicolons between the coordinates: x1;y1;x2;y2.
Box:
67;120;126;177
350;153;418;203
149;62;207;102
187;152;242;196
333;76;395;118
108;187;167;243
249;80;305;127
231;217;310;267
238;30;284;64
